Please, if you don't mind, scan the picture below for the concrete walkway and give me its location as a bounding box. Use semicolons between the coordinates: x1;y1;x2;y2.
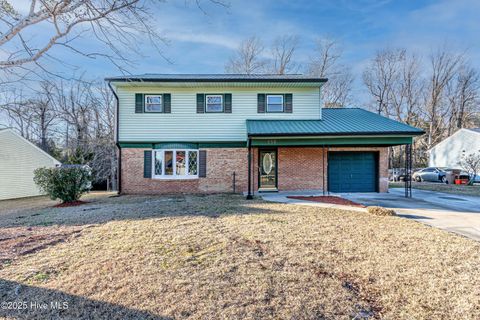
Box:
260;188;480;241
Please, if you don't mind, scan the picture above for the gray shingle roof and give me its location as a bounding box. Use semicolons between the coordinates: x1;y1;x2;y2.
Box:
467;128;480;133
105;73;327;83
246;108;425;136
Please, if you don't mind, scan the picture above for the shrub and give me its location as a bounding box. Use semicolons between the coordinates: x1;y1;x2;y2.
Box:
367;206;396;216
34;166;92;203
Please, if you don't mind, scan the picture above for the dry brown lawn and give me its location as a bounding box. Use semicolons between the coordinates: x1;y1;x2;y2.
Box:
0;194;479;319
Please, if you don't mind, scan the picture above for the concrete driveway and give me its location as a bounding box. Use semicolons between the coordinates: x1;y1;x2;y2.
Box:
341;188;480;241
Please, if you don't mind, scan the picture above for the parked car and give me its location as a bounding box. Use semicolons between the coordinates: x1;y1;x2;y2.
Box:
412;167;447;183
389;168;412;182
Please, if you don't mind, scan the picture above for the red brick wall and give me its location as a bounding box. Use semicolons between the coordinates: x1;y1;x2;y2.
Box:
120;146;389;194
277;147;327;191
121;148;247;194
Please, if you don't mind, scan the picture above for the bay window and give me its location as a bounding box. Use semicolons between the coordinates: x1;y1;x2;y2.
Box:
153;149;198;179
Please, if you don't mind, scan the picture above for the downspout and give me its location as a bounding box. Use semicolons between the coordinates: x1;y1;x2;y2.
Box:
107;81;121;195
246;137;253;200
322;145;325;195
319;85;322;120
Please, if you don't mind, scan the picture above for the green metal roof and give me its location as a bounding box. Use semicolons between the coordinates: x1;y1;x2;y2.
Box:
246;108;425;137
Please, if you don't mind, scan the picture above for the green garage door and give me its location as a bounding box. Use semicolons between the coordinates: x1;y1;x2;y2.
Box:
328;152;378;193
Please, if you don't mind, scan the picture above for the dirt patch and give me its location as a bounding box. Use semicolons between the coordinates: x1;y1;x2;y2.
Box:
53;200;87;208
288;195;366;207
0;226;83;267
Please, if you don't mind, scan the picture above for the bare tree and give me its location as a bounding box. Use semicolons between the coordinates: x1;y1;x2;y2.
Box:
307;38;341;77
45;78;118;189
225;36;267;74
424;49;463;149
389;52;424;125
2;82;58;152
51;78;95;163
269;35;299;74
307;38;354;107
30;82;58;152
0;1;166;78
451;64;479;131
0;0;226;83
2;91;34;139
362;48;404;115
90;83;117;190
460;151;480;185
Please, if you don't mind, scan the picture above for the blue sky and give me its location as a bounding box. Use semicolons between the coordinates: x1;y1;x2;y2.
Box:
14;0;480;104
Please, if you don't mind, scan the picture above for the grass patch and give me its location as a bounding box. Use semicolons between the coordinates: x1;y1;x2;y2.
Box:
0;194;479;319
390;181;480;197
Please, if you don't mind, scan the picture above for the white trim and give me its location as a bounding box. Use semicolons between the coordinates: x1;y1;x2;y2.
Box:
0;129;61;165
205;94;224;113
266;94;284;113
144;94;163;113
152;149;199;179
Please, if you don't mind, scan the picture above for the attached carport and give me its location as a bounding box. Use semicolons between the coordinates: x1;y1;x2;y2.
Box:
245;108;424;199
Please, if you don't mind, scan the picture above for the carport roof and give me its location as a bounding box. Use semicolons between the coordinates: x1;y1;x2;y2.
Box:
246;108;425;137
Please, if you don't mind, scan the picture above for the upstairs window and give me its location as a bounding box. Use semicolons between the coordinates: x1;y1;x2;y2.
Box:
266;95;284;112
153;149;198;179
145;95;163;112
205;94;224;113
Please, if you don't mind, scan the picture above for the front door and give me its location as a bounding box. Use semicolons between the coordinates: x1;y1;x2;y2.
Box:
259;149;277;190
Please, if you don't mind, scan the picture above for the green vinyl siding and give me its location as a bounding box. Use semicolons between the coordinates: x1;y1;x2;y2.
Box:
116;86;321;142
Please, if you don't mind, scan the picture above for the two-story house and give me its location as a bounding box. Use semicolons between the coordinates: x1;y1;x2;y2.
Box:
106;74;423;197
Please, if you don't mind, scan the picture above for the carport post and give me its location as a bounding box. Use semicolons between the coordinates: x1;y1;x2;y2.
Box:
246;138;253;200
404;144;412;198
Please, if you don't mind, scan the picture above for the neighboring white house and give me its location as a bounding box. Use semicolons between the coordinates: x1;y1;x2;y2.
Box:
429;128;480;168
0;129;61;200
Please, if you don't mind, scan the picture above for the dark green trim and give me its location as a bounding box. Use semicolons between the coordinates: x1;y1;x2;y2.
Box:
118;141;247;148
143;150;152;178
119;137;411;149
119;143;153;148
198;141;246;148
154;142;198;149
249;131;423;137
251;136;413;147
135;93;144;113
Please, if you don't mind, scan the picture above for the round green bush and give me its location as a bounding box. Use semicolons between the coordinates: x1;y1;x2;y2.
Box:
34;166;92;203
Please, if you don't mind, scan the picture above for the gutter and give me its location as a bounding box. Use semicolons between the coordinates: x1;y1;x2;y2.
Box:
107;81;121;194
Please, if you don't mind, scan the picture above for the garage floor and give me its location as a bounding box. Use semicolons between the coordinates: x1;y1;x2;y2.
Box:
340;188;480;241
